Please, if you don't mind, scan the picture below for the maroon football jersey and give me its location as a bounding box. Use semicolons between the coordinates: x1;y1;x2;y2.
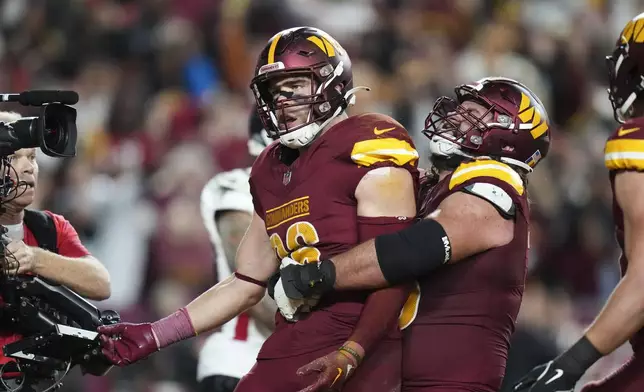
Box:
604;118;644;353
249;113;420;359
403;159;530;391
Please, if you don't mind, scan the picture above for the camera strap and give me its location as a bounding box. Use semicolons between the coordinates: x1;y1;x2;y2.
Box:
22;209;58;254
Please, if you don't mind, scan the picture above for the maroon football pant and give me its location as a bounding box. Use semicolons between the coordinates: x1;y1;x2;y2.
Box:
580;354;644;392
235;338;401;392
401;324;507;392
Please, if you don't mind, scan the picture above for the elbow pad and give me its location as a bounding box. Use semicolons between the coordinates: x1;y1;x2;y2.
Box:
374;219;451;285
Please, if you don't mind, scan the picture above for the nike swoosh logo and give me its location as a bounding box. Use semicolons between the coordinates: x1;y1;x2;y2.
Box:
331;368;343;387
545;369;564;385
618;127;640;136
374;126;396;135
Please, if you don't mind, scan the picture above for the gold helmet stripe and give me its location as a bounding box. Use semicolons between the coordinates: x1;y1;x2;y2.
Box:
322;37;335;56
267;33;283;64
518;92;549;139
634;20;644;42
307;36;336;57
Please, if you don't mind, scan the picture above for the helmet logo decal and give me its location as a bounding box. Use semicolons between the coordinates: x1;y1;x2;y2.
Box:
267;33;283;64
621;18;644;44
307;36;336;57
258;62;285;75
518;92;548;139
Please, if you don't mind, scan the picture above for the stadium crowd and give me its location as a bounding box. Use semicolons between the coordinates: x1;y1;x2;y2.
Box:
0;0;637;391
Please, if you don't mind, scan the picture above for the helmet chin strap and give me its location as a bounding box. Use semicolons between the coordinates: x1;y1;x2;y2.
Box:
278;86;371;149
428;137;472;160
345;86;370;106
428;137;533;173
618;75;644;122
499;157;533;173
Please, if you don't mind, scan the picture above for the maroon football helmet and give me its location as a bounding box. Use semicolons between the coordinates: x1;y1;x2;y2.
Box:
250;27;355;148
424;77;551;172
607;13;644;123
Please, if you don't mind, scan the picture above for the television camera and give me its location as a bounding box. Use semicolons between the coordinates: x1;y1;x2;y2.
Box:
0;91;120;391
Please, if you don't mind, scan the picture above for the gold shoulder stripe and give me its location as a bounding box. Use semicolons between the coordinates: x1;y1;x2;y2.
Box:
449;160;524;195
604;139;644;170
350;138;419;167
605;139;644;154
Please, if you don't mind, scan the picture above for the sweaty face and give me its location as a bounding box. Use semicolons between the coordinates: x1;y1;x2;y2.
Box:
267;76;315;130
3;148;38;208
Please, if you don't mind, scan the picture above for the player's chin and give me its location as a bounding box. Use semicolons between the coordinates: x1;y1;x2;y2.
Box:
279;121;304;132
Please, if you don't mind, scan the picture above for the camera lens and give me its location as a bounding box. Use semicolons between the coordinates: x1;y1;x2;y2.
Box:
43;122;67;153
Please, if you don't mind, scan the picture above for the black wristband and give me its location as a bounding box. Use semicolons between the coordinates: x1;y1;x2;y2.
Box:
375;219;451;285
556;335;603;376
312;260;336;294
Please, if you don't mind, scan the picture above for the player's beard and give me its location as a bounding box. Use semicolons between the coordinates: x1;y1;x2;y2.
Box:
429;154;464;173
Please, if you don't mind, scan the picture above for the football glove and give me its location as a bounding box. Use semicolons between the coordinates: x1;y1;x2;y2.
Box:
514;336;602;392
513;360;579;392
267;271;280;299
279;258;336;300
98;323;159;367
273;257;321;321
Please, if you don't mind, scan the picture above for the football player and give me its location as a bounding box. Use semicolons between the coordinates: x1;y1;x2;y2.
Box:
97;26;421;391
196;108;274;392
278;77;552;392
513;12;644;392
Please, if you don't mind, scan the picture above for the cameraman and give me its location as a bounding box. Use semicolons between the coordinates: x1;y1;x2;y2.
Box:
0;111;111;370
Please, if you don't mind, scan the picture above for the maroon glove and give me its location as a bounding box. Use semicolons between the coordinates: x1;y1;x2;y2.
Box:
296;342;363;392
98;323;159;367
98;307;196;367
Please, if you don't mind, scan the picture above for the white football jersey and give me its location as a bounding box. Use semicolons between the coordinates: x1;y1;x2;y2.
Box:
197;168;270;380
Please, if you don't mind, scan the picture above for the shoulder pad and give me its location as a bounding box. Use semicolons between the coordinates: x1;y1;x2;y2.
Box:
463;182;515;218
201;168;253;215
449;159;524;196
213;168;251;193
605;120;644;171
345;113;419;168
